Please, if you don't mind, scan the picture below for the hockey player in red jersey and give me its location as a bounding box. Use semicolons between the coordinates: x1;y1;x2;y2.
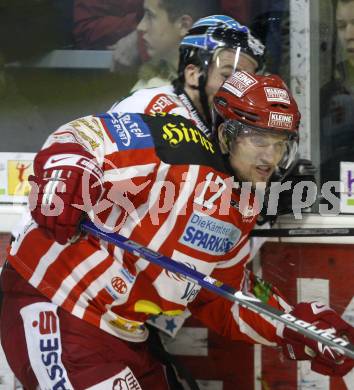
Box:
1;72;353;389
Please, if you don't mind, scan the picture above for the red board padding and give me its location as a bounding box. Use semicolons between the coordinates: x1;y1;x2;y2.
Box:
172;242;353;389
261;242;354;390
175;316;255;390
0;237;352;389
0;233;10;266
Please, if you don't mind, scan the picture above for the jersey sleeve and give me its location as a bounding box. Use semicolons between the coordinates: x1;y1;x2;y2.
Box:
40;112;159;172
40;115;107;167
188;238;292;346
38;112;159;231
109;87;191;119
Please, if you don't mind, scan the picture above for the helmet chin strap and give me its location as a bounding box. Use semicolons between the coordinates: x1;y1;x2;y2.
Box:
197;73;212;127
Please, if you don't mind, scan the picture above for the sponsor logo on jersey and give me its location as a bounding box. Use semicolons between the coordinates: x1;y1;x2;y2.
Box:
264;87;290;104
145;93;178;114
181;280;200;301
268;111;294;129
36;311;72;389
162;121;215;153
86;366;142;390
111;276;128;294
111;367;142;390
165;265;193;282
180;212;241;255
105;270;135;300
164;262;200;302
223;71;258;97
21;304;73;390
104;113;154;151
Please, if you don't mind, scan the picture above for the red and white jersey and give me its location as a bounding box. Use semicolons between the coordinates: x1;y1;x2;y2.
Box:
109;85;212;138
8;112;290;345
109;84;269;279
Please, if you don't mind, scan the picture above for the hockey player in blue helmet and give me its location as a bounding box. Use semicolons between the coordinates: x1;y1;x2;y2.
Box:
173;15;265;126
110;15;265;138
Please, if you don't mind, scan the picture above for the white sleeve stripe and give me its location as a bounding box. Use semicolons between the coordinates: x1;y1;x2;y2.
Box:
71;266;118;319
29;242;69;287
51;250;109;305
277;295;293;313
148;164;199;252
231;302;276;346
111;161;174;274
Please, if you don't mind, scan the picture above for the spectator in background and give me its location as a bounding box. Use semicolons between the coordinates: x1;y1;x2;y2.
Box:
320;0;354;185
335;0;354;87
110;15;264;133
220;0;251;25
122;0;219;91
73;0;144;50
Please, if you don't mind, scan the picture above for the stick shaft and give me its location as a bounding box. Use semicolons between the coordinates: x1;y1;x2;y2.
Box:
81;220;354;359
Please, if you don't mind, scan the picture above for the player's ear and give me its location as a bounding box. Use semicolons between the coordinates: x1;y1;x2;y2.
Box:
176;14;193;36
184;64;202;89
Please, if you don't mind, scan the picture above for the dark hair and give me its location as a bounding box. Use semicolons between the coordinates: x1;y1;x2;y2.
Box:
159;0;219;22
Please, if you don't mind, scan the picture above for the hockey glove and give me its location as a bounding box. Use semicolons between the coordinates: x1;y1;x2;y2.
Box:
258;158;317;225
29;144;104;244
279;301;354;376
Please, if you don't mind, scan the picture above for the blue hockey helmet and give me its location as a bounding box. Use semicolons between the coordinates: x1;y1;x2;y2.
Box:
178;15;265;76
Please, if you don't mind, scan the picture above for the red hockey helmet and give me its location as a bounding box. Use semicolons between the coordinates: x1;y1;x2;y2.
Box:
213;71;300;175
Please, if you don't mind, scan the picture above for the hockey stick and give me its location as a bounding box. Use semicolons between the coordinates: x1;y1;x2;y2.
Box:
250;227;354;237
81;220;354;359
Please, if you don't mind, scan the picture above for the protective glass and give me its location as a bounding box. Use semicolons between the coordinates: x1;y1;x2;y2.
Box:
212;47;258;75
